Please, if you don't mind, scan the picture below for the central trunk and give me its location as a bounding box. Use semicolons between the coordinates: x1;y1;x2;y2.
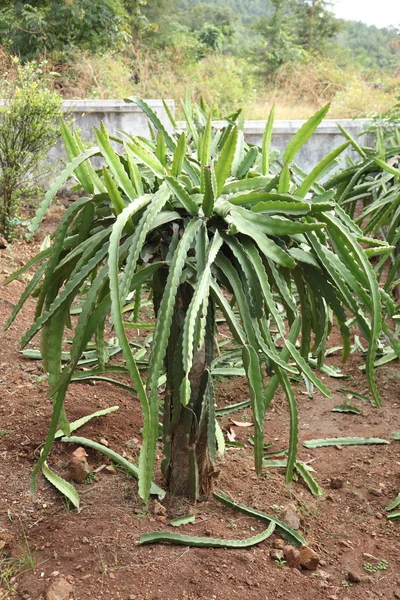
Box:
154;276;216;500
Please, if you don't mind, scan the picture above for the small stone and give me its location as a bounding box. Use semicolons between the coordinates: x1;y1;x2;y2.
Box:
338;540;352;548
45;577;73;600
270;549;284;561
122;451;135;462
12;371;23;383
330;477;344;489
299;546;320;571
281;504;301;530
283;545;301;570
0;530;13;554
152;500;167;516
125;438;139;449
82;537;89;544
375;512;383;520
155;515;166;523
347;570;362;583
316;569;331;580
99;438;109;447
69;447;91;483
369;487;383;497
273;539;285;550
319;581;328;589
50;571;60;577
109;572;115;579
105;465;116;474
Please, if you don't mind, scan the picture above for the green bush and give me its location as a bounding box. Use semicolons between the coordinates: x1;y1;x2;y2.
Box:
0;57;63;240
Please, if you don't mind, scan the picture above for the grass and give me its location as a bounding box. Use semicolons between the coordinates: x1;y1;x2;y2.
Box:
0;525;48;598
50;47;398;120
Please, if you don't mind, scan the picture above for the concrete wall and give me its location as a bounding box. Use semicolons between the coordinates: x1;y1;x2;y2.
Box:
40;100;373;181
47;99;175;171
240;119;374;172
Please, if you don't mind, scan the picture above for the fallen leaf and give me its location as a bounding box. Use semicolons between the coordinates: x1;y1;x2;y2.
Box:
226;427;236;442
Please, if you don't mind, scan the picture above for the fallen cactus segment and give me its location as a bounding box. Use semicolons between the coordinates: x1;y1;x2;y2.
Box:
139;521;276;548
213;491;307;547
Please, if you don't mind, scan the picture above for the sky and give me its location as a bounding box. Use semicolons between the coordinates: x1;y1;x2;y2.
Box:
332;0;400;29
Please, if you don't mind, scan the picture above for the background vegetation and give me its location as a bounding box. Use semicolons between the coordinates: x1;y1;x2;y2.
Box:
0;0;398;119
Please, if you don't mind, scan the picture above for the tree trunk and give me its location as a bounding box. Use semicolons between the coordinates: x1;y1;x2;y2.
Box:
153;275;216;500
0;177;16;241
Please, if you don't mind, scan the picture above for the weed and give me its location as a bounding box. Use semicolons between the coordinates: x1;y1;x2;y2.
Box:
62;496;73;513
0;525;47;596
275;558;286;569
0;430;10;437
84;472;97;485
363;559;389;573
31;374;47;385
296;499;318;519
0;556;19;596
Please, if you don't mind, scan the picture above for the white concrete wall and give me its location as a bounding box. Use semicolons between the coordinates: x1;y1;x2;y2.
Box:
47;99;175;169
240;119;374;172
24;100;373;183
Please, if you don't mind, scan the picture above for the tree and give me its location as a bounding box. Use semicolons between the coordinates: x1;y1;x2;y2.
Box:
184;3;237;40
253;0;304;76
0;0;132;60
7;99;387;504
295;0;341;52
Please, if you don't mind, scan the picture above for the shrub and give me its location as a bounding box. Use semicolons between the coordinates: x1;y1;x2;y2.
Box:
0;55;63;240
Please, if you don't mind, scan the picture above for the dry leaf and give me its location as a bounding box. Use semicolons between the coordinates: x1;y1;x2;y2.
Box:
226;427;236;442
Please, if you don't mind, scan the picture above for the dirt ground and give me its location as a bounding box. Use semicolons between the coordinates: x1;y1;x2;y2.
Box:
0;218;399;600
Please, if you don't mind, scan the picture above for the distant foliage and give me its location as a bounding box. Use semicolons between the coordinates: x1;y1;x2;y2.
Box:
178;0;272;22
337;22;400;71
